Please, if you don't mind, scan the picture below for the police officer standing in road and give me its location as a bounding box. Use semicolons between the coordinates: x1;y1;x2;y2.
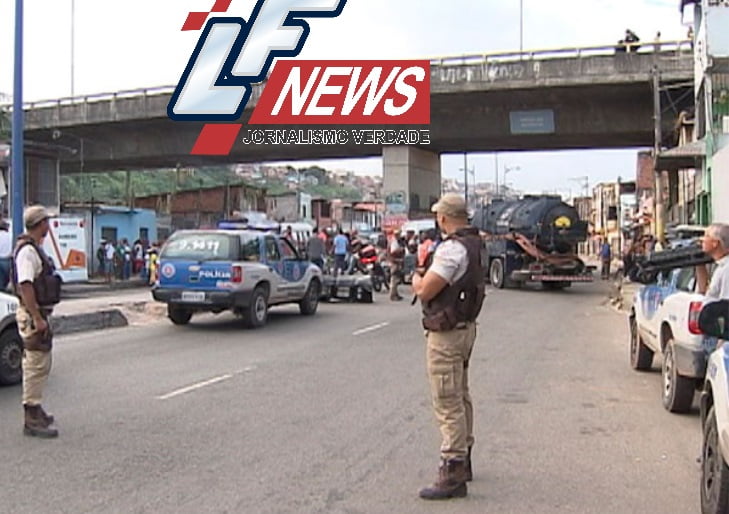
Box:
12;206;62;438
412;193;486;500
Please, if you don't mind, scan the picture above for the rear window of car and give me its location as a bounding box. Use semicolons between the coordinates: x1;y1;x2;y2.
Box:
161;233;240;261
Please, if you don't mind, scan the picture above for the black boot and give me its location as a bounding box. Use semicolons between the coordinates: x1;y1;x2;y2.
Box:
23;405;58;439
465;446;473;482
419;459;467;500
39;405;54;426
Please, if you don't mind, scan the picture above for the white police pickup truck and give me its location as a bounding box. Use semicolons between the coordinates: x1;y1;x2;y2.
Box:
0;292;22;386
696;300;729;514
629;266;710;413
152;228;322;328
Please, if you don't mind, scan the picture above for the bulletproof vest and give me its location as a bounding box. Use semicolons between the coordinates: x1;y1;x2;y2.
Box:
421;226;486;332
10;235;62;307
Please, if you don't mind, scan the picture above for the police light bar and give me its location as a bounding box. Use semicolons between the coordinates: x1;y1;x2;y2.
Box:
217;220;279;231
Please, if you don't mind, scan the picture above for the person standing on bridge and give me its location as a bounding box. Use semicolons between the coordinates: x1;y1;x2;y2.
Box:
12;206;62;438
412;193;486;500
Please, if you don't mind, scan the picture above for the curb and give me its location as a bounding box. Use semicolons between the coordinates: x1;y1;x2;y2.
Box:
52;309;129;336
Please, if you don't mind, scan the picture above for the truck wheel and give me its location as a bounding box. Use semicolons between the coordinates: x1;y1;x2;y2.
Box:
702;405;729;514
168;306;193;325
244;287;268;329
0;328;23;386
661;339;694;413
490;259;506;289
299;280;320;315
629;315;654;371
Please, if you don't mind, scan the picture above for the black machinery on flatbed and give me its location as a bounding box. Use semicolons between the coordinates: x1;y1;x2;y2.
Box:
472;195;594;289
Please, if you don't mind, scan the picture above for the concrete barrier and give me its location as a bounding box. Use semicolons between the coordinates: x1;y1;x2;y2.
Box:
52;309;129;336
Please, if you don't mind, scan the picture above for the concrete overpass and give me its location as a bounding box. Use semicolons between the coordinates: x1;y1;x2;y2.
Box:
12;41;695;214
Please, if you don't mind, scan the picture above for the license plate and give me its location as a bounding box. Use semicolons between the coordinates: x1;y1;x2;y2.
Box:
181;291;206;302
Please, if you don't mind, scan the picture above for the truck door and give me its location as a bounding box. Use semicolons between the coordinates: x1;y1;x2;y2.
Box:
279;238;308;298
263;236;286;303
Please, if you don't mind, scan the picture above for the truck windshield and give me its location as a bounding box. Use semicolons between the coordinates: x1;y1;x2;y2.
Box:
161;233;239;261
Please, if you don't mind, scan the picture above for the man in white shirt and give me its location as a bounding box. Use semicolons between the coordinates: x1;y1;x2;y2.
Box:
697;223;729;300
104;240;116;283
13;205;59;438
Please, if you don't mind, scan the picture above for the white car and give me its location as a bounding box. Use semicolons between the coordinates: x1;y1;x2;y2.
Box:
697;300;729;514
629;266;711;413
0;292;22;386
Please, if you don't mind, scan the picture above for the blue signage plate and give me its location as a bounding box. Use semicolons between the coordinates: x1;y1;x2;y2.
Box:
510;110;555;134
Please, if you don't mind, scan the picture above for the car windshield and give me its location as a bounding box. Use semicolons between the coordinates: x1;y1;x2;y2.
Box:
161;232;242;261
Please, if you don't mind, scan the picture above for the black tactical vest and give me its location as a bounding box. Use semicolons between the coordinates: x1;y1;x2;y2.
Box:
421;226;486;332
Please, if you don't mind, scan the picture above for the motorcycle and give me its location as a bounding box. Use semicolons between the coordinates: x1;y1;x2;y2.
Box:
352;245;388;292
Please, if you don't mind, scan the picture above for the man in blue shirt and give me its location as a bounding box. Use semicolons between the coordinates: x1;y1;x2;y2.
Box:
333;230;349;277
600;240;612;280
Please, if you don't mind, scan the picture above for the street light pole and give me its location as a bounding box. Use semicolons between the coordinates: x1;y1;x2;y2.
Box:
12;0;25;242
71;0;75;97
503;165;521;197
494;153;499;197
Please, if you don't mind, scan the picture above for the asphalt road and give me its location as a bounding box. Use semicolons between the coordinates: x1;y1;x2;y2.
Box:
0;282;703;514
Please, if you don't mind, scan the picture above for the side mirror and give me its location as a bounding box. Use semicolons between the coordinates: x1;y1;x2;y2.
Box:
699;300;729;339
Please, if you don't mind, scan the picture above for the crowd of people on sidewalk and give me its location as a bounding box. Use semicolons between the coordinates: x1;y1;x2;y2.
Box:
95;238;162;285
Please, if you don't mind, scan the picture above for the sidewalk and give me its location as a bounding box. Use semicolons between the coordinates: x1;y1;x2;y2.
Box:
52;283;164;336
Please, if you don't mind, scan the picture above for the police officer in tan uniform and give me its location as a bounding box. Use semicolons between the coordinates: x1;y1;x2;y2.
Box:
412;193;485;500
13;205;61;438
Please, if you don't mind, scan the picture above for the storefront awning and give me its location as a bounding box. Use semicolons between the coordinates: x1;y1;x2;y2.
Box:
655;140;705;172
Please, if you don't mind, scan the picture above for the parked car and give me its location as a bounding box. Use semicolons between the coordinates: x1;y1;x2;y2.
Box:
0;292;22;386
629;266;711;412
697;300;729;514
152;228;322;328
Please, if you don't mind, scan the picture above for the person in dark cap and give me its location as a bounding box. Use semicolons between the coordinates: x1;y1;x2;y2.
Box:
412;193;486;500
12;205;61;438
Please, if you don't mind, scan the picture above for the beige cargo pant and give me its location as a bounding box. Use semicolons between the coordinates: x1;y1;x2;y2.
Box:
426;322;477;461
16;305;53;406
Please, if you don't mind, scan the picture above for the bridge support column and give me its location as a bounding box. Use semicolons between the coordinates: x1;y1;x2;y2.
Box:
382;146;441;218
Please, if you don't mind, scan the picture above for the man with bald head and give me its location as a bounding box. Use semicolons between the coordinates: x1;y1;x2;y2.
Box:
697;223;729;300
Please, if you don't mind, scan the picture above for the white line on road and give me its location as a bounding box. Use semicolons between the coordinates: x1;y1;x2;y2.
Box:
156;374;234;400
352;322;390;336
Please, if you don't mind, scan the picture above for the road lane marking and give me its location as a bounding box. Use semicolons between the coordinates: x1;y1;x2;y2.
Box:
352;322;390;336
156;374;234;400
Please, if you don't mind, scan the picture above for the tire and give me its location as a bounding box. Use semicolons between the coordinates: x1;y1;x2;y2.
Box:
372;276;383;292
490;259;505;289
244;286;268;329
661;339;695;413
702;406;729;514
629;315;654;371
299;280;320;316
168;306;192;326
0;327;23;386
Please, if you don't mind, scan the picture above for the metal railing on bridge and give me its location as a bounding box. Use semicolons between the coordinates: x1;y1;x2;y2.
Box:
1;40;693;112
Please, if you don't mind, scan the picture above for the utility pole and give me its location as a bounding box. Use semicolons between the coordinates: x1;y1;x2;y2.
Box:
519;0;524;54
652;68;664;240
11;0;24;243
463;153;468;207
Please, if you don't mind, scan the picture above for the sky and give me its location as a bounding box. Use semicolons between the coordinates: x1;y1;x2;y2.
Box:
0;0;693;196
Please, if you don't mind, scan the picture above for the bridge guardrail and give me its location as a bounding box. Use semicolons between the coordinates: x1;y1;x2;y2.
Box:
1;40;693;112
